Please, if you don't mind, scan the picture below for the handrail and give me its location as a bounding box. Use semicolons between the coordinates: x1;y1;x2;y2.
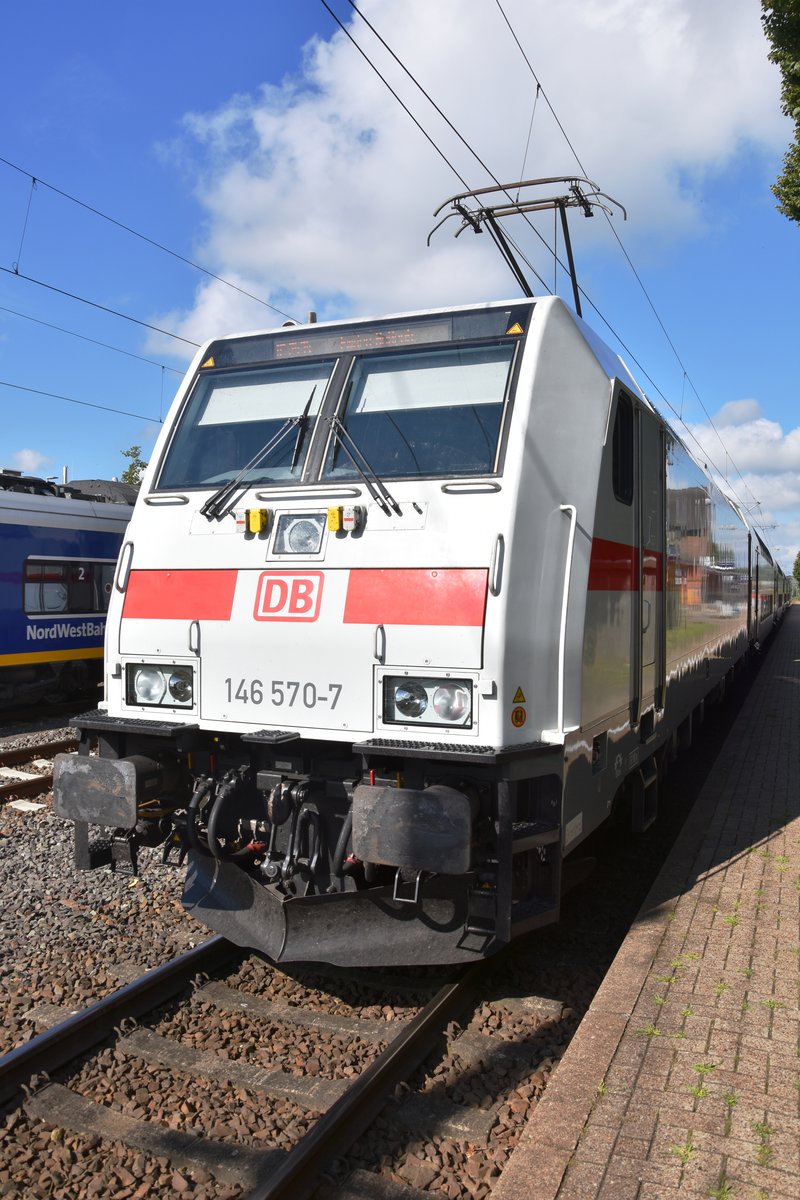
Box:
114;540;133;592
541;504;577;743
489;533;505;596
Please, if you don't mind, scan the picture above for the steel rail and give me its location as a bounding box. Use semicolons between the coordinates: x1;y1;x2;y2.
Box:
241;955;492;1200
0;737;79;803
0;936;237;1105
0;772;54;802
0;736;77;768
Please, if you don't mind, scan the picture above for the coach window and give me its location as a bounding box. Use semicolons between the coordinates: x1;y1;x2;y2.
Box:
24;559;115;615
612;392;634;505
24;562;68;613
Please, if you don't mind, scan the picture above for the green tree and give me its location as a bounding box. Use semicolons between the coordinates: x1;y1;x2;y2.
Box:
121;445;147;485
762;0;800;222
793;548;800;586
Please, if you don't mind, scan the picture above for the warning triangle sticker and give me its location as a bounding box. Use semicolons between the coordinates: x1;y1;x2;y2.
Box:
513;687;526;704
200;356;216;368
506;322;524;336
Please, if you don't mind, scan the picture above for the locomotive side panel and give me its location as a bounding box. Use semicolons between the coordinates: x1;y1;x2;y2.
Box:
497;301;617;745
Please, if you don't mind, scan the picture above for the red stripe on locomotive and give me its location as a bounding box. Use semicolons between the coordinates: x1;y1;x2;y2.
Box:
122;569;238;620
343;568;488;626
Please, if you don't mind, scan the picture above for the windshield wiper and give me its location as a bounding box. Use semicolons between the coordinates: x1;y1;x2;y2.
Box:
327;414;401;516
290;388;316;472
200;388;318;521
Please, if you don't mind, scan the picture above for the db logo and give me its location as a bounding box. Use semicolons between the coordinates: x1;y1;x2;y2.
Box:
254;572;324;622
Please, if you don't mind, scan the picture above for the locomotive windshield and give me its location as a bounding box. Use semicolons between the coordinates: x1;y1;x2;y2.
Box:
156;318;522;491
322;342;514;480
157;360;333;490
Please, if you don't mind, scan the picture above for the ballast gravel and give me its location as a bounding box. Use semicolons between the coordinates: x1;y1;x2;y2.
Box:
0;725;200;1059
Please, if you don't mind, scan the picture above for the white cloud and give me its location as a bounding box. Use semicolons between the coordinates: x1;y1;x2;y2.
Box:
715;399;763;428
689;414;800;479
9;448;50;474
152;0;787;345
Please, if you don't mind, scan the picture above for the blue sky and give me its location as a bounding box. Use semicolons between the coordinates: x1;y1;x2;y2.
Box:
0;1;797;567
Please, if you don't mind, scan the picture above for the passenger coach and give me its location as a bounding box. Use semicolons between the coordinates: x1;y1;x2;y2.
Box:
0;473;133;706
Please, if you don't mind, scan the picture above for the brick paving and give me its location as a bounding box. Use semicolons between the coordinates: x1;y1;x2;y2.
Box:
494;607;800;1200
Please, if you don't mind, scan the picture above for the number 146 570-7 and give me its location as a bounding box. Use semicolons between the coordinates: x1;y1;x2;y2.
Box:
224;678;342;710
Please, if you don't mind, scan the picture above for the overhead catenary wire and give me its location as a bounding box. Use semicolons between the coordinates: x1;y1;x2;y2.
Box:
334;0;555;296
328;3;657;396
0;378;161;424
0;264;201;350
0;303;184;375
335;0;701;397
491;0;766;530
0;154;297;324
330;0;769;536
318;0;469;191
12;175;37;273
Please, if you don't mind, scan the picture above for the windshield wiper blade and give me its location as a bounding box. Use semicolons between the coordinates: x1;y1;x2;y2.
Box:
327;415;401;516
200;418;299;521
289;387;316;472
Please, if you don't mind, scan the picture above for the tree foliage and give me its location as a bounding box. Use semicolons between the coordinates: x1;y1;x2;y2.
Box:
121;445;147;485
793;548;800;585
762;0;800;223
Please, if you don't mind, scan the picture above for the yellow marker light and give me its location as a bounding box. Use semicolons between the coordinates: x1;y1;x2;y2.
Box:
246;508;269;534
327;506;344;532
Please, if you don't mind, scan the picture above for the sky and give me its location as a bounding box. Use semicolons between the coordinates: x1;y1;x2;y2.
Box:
0;0;797;567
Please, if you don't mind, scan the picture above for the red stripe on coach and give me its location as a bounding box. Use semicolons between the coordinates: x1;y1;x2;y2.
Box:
588;539;664;591
122;569;238;620
344;568;488;626
588;538;638;591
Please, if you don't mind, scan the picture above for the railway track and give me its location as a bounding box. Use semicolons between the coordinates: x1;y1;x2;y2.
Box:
0;937;237;1107
0;941;539;1199
0;735;77;803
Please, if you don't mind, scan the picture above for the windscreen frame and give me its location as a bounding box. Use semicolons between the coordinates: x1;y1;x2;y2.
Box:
151;303;533;493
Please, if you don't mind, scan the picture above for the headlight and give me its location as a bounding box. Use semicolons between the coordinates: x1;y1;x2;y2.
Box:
133;667;166;704
126;664;195;708
168;670;193;703
433;684;471;722
383;676;473;728
394;681;428;718
273;512;326;556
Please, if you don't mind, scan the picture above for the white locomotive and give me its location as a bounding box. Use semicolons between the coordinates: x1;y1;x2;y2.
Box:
54;296;789;965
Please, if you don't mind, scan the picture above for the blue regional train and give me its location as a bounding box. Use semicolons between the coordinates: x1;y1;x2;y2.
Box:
0;472;133;707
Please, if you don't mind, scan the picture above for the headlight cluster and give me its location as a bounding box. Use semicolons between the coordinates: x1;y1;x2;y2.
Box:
126;664;194;708
382;676;473;728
